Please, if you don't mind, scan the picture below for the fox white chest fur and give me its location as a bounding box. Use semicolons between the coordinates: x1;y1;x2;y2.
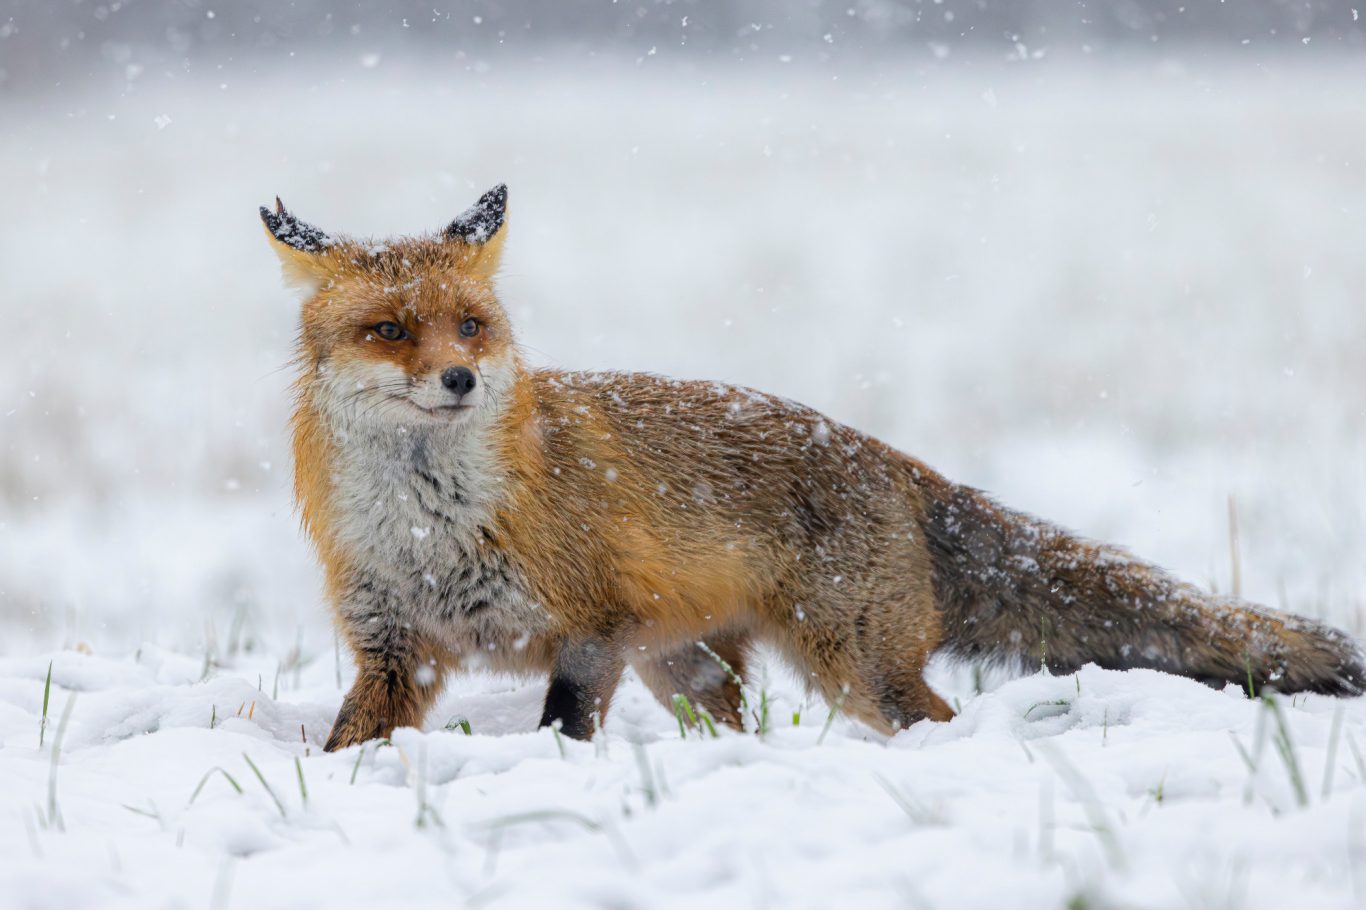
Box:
326;417;551;663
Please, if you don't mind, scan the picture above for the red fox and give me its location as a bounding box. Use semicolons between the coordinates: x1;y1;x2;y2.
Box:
261;185;1364;751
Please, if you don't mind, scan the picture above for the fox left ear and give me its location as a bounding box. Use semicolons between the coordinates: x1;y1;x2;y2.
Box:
259;198;337;291
444;184;508;279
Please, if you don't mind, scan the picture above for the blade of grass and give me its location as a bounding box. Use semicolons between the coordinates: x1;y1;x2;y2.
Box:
1347;732;1366;781
1235;699;1270;806
817;685;850;745
1323;705;1345;799
46;694;77;831
873;773;932;825
121;802;162;822
1037;742;1125;870
38;660;52;748
1263;696;1309;808
695;640;750;721
189;767;244;804
241;753;287;818
1230;733;1256;772
629;740;658;809
672;694;698;738
412;743;444;830
23;809;42;859
1038;617;1049;673
294;756;309;810
478;810;636;870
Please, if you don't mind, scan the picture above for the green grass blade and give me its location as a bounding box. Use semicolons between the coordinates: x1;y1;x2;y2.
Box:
242;753;287;818
672;694;698;738
39;660;53;748
1263;696;1309;808
294;756;309;809
189;767;244;804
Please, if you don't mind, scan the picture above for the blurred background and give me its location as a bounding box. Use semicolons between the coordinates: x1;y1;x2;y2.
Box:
1;1;1363;662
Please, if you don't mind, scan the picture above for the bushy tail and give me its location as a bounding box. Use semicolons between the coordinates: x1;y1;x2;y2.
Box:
915;469;1365;696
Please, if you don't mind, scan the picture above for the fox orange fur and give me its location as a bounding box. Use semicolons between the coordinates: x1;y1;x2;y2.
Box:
260;186;1364;751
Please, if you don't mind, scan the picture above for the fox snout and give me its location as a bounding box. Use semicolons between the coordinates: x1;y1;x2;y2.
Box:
405;361;483;414
441;366;477;397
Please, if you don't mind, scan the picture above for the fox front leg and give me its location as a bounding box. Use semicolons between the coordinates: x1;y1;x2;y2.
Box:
539;636;627;740
325;622;451;752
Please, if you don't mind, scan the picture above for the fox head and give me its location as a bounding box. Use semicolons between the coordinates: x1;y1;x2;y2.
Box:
262;185;518;432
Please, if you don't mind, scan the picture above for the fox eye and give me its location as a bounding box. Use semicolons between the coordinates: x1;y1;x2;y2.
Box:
374;321;407;341
459;318;480;338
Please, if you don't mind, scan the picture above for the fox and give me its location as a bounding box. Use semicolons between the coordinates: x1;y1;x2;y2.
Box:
261;184;1365;751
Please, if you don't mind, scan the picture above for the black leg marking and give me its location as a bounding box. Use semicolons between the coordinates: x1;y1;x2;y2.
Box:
540;674;594;740
538;635;626;741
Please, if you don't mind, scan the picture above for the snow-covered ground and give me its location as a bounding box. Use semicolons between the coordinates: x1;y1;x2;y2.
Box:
2;56;1365;908
5;651;1366;909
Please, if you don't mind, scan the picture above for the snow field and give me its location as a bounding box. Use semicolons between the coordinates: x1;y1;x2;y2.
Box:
3;650;1366;908
2;55;1365;908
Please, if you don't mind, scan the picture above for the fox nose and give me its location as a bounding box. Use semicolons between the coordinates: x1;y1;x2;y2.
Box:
441;366;477;396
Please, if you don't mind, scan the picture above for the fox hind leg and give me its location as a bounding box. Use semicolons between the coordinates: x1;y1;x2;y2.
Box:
772;593;953;735
870;665;955;728
633;632;751;731
817;661;953;735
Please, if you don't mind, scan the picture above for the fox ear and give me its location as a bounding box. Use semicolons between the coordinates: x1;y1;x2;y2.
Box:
444;184;508;279
260;198;336;291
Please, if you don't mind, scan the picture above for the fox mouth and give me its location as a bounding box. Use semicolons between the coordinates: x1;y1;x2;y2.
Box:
396;397;477;420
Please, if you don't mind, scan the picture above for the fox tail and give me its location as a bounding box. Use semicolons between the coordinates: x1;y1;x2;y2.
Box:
916;470;1365;696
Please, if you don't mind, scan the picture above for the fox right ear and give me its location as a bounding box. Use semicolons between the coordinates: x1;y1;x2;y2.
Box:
444;184;508;280
260;197;336;291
